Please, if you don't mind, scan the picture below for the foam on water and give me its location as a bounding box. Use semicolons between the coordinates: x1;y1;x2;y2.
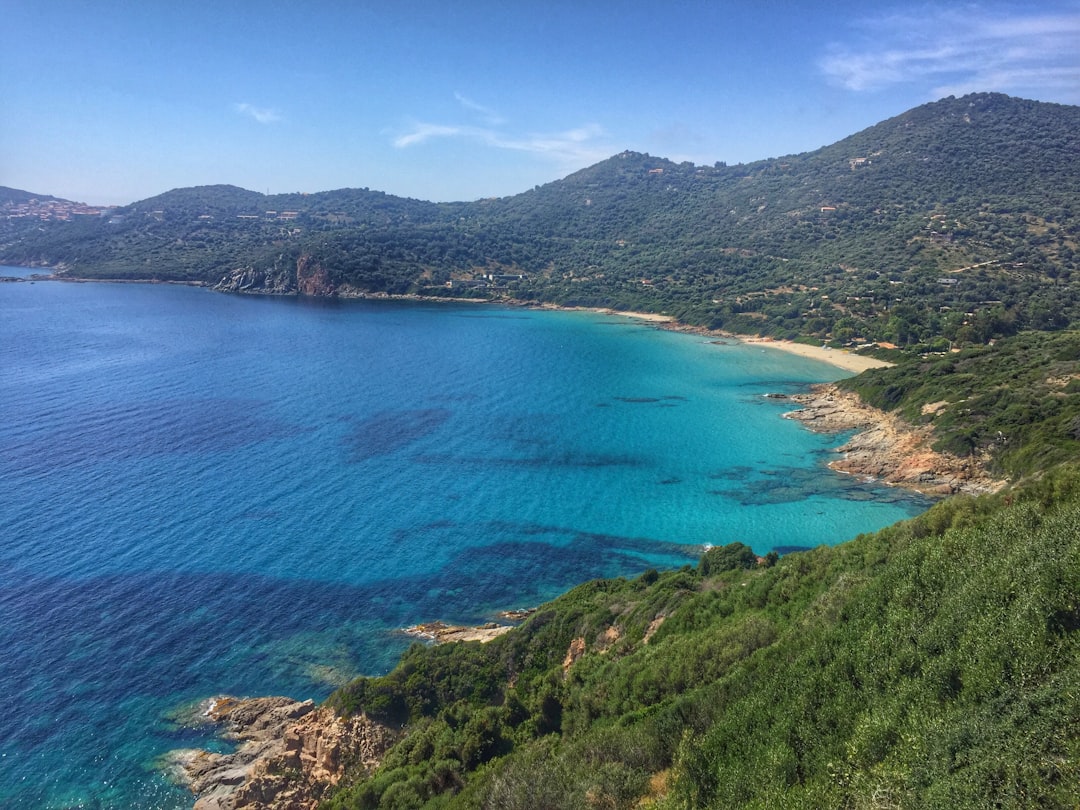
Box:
0;272;928;807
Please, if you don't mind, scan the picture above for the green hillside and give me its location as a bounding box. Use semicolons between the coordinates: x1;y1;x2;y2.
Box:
316;466;1080;809
4;93;1079;349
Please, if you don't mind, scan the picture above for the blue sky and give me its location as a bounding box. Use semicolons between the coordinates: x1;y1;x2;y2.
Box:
3;1;1079;205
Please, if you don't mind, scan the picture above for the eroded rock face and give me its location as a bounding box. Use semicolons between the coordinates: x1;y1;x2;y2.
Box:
295;255;335;297
562;637;586;675
786;384;1006;496
164;696;398;810
214;254;335;297
214;267;295;295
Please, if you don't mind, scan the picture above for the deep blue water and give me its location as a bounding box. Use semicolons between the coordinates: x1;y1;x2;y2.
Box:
0;272;928;807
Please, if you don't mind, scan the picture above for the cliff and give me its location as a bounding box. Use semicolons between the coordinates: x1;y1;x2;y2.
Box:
214;254;336;296
164;696;397;810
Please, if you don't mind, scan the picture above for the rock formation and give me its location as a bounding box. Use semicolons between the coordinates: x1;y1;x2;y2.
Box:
214;254;335;296
295;255;335;296
787;383;1006;496
164;696;397;810
402;620;514;644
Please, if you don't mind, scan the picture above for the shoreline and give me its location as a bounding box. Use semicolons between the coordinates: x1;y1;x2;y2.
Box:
737;336;892;374
15;272;890;376
526;303;893;374
785;383;1007;496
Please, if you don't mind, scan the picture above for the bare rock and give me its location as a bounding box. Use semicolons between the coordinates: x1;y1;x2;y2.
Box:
786;384;1006;496
165;696;398;810
563;637;586;675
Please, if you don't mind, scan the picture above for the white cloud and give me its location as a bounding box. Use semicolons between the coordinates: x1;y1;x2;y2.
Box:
233;102;282;124
819;6;1080;102
393;123;465;148
392;97;612;168
454;92;506;126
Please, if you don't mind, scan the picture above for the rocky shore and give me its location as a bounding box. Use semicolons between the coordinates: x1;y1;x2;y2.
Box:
785;383;1006;496
162;696;398;810
162;612;535;808
402;609;536;645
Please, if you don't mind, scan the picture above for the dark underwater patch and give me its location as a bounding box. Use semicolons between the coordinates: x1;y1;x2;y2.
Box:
1;398;305;474
343;408;451;461
706;464;929;508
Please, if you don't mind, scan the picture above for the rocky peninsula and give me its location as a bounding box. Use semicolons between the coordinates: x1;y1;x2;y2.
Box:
785;383;1006;496
162;696;397;810
165;614;531;808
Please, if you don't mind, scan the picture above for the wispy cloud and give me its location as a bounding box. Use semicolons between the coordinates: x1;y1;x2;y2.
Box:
819;6;1080;101
453;92;506;126
393;123;465;148
233;102;282;125
392;95;611;167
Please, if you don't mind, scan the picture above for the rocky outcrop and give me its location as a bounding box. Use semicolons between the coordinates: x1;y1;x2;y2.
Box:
214;254;336;296
401;610;535;645
164;696;398;810
214;267;295;295
402;620;514;644
295;255;335;296
787;383;1006;496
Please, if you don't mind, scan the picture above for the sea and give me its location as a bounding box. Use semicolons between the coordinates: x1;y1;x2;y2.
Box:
0;267;928;808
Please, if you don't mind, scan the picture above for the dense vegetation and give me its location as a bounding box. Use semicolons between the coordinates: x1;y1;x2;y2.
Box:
318;466;1080;809
839;330;1080;477
7;93;1080;808
5;93;1080;348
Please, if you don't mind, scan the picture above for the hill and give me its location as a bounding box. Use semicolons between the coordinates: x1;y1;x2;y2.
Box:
177;465;1080;809
0;186;65;205
3;93;1079;348
8;94;1080;808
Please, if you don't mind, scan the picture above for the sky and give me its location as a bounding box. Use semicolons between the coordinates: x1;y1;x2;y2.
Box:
3;1;1079;206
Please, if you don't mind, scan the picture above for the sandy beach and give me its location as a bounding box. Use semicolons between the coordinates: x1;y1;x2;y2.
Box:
739;337;893;374
588;308;893;374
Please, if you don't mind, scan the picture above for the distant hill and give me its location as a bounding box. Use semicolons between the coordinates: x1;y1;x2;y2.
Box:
0;186;67;205
0;188;115;246
3;93;1079;349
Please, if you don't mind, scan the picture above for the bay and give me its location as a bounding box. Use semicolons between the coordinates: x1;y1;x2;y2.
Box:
0;271;927;807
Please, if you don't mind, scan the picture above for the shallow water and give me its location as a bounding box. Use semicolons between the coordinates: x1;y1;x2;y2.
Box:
0;273;927;807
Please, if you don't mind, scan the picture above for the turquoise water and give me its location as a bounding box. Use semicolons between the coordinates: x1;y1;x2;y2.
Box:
0;273;927;807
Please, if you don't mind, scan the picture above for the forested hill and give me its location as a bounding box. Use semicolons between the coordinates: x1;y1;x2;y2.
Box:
3;92;1079;350
297;465;1080;809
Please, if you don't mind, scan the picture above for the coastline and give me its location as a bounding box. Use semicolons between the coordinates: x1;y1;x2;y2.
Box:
785;383;1007;496
167;613;535;808
17;272;889;377
531;304;893;375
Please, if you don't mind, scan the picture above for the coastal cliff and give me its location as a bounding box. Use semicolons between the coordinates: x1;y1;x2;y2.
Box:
787;383;1006;496
215;254;337;296
165;696;397;810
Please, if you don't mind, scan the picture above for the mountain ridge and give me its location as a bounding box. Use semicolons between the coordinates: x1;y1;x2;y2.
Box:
4;92;1078;352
